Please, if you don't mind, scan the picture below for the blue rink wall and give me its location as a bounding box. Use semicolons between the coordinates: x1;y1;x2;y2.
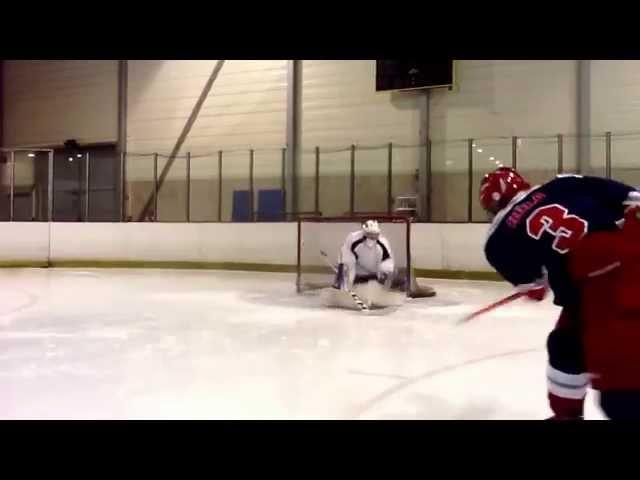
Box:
0;223;498;280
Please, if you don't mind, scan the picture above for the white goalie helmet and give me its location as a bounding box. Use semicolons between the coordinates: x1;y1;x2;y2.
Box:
362;219;381;239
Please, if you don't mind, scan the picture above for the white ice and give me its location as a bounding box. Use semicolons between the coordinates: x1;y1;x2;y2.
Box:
0;268;606;420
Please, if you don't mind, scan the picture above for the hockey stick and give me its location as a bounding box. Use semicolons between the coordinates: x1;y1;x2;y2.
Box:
319;250;370;312
298;251;336;291
319;250;338;273
458;291;525;324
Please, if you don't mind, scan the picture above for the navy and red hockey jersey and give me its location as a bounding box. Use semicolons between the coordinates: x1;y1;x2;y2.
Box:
484;174;636;307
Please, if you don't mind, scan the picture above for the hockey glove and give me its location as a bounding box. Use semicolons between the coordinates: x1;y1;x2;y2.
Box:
516;282;548;302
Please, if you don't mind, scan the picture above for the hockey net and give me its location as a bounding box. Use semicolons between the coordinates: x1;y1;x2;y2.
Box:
296;214;433;297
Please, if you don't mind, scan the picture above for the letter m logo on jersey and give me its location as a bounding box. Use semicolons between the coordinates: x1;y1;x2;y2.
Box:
526;204;589;254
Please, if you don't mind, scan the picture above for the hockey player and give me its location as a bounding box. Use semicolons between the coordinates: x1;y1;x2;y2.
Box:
333;220;396;291
481;167;640;420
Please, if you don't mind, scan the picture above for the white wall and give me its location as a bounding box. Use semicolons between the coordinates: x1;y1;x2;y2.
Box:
429;60;579;172
0;223;49;263
426;60;580;222
0;222;492;273
11;60;640;225
591;61;640;182
50;223;297;266
126;60;288;181
412;223;491;271
591;60;640;135
301;60;423;149
2;60;118;147
430;61;578;141
299;61;425;215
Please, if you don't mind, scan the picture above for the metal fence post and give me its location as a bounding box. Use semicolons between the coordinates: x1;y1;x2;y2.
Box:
48;150;54;222
605;131;612;179
426;139;432;222
557;134;564;174
120;151;126;221
249;149;255;221
153;153;158;221
512;136;518;169
281;148;286;218
217;150;223;222
314;146;320;215
84;152;90;222
387;142;393;214
31;187;36;221
186;152;191;222
468;139;474;222
349;144;356;215
9;151;15;222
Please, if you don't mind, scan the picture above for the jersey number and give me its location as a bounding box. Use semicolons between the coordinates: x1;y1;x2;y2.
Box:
526;204;588;254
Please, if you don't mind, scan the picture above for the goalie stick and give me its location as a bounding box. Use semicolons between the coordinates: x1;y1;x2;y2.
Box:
319;250;370;312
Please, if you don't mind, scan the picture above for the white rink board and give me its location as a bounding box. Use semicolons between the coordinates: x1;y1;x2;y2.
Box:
0;223;49;262
411;223;492;271
0;222;493;272
49;223;297;265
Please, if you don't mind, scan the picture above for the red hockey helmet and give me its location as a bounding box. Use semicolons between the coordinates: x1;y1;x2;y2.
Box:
479;167;531;214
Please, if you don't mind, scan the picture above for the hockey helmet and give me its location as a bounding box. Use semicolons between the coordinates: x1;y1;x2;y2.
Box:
479;167;531;214
362;219;381;240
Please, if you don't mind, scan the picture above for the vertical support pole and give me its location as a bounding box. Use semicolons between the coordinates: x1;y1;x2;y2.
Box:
605;131;612;179
349;144;356;215
117;60;128;222
418;90;431;222
249;149;255;221
467;139;474;222
120;151;126;221
426;139;432;222
217;150;223;222
286;60;302;216
577;60;591;175
117;60;128;160
557;134;564;174
314;146;320;215
84;152;90;222
9;151;15;221
186;152;191;222
512;136;518;170
153;153;158;222
387;142;393;214
48;150;54;222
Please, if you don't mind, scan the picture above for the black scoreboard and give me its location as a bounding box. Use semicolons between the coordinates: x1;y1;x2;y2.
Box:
375;60;454;92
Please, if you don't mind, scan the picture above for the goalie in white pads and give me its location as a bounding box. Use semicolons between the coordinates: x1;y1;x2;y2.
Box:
333;220;395;291
317;219;435;310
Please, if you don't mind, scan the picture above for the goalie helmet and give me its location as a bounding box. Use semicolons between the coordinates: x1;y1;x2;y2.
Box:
362;219;381;240
479;167;531;214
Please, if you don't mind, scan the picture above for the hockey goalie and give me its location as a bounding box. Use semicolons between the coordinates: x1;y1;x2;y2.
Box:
322;219;434;310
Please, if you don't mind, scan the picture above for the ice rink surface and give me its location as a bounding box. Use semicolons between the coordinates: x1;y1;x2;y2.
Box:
0;268;606;419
